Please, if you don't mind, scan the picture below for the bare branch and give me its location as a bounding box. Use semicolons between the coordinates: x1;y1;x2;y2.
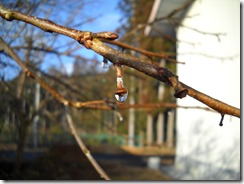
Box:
0;5;240;118
65;109;111;180
118;102;215;112
177;23;226;42
102;39;183;64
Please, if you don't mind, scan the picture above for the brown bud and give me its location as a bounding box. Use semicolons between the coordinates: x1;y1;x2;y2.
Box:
174;89;188;99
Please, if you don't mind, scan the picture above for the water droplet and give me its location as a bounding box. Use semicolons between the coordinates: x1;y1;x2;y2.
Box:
102;58;108;68
114;88;128;102
114;76;128;102
116;111;124;122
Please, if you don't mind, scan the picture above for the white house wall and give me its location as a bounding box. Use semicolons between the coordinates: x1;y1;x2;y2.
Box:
175;0;240;180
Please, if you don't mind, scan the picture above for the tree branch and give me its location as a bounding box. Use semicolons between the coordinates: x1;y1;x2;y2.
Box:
65;109;111;180
90;39;240;118
102;39;182;64
0;5;240;118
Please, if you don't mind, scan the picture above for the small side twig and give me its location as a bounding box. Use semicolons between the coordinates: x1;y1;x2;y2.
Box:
102;39;182;64
65;109;111;180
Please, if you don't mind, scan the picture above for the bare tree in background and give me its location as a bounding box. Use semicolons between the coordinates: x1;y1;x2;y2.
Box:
0;0;103;176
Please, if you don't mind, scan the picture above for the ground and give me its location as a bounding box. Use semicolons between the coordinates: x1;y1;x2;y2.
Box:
0;143;175;180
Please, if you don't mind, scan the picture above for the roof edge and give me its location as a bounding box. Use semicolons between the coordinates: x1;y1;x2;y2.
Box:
144;0;161;36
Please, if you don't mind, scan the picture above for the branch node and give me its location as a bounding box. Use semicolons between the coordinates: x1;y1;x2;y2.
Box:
174;88;188;99
25;70;33;78
4;12;14;21
156;66;188;98
114;64;128;102
76;32;93;49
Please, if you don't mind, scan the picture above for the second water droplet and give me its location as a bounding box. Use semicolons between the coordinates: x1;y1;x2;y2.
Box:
102;58;108;68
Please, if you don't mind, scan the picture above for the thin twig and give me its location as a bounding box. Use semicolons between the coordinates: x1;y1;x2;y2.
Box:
177;23;226;42
65;109;111;180
178;52;240;61
102;39;183;64
118;102;215;112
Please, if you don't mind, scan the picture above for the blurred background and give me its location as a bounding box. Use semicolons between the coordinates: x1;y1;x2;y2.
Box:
0;0;240;180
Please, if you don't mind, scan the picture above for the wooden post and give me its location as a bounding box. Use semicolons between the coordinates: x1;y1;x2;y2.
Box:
32;71;40;148
157;112;164;145
128;71;135;146
166;110;175;148
147;113;153;146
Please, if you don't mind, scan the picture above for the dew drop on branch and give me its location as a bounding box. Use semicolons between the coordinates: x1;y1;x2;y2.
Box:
115;90;128;102
114;77;128;103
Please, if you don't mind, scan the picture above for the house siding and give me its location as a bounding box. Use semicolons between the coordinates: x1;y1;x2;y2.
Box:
174;0;240;180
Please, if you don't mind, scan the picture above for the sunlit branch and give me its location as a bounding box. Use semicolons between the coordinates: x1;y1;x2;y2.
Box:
0;5;240;118
102;39;183;64
118;102;215;112
90;39;240;118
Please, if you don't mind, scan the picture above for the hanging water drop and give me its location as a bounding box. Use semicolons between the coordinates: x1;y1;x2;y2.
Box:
102;57;108;68
114;64;128;103
114;87;128;102
114;77;128;102
115;111;124;122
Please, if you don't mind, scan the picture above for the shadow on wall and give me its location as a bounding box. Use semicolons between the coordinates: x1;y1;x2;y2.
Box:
161;156;240;180
160;120;240;180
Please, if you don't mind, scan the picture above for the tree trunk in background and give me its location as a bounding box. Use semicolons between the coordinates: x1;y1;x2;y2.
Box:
166;110;175;148
146;113;153;146
128;69;135;146
14;72;27;174
32;72;41;148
